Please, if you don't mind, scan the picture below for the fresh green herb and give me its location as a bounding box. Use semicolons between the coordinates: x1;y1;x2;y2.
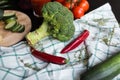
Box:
18;57;40;71
73;45;90;66
24;63;40;71
103;38;108;45
93;18;110;26
102;27;115;45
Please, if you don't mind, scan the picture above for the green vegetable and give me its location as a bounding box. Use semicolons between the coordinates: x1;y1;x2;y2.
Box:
4;16;17;23
2;12;25;33
26;2;75;46
0;0;12;9
3;12;17;23
16;25;25;33
0;9;4;19
4;20;17;30
4;20;25;33
81;52;120;80
0;0;8;5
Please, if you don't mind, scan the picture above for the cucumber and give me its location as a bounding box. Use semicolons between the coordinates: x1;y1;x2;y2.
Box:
11;22;21;32
3;12;25;33
0;0;12;10
3;12;16;20
4;16;17;23
0;1;8;5
80;52;120;80
4;20;17;30
17;25;25;33
12;23;25;33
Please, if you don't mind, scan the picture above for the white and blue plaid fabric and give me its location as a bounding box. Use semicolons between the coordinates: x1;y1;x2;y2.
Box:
0;3;120;80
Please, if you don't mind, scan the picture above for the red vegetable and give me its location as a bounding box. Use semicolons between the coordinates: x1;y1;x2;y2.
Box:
31;47;67;65
62;1;74;10
61;30;89;53
78;0;89;12
72;6;85;19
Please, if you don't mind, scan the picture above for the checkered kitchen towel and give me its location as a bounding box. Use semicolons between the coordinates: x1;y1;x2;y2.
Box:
0;3;120;80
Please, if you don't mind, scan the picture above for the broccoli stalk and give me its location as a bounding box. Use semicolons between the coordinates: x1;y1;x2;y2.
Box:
26;21;49;45
26;2;75;46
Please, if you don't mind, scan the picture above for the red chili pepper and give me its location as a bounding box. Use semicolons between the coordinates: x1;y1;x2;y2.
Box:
61;30;89;53
31;47;67;65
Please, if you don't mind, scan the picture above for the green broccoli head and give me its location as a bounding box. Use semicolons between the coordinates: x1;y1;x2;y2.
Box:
42;2;75;41
26;2;75;46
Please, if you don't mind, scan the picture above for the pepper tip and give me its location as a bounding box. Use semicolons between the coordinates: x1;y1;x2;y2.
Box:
60;50;66;54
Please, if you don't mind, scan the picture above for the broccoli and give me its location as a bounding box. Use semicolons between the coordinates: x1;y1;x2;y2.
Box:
26;2;75;46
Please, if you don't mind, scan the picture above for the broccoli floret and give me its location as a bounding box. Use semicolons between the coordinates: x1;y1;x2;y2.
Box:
26;2;75;46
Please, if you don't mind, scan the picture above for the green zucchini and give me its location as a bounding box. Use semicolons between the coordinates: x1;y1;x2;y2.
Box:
0;0;12;10
4;16;17;23
0;1;8;6
11;23;25;33
17;25;25;33
4;20;17;30
81;52;120;80
3;12;25;33
11;22;21;32
3;12;16;20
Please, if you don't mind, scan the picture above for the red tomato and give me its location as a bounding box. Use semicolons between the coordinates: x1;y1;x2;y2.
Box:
78;0;89;12
55;0;64;3
62;1;74;10
72;6;84;19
